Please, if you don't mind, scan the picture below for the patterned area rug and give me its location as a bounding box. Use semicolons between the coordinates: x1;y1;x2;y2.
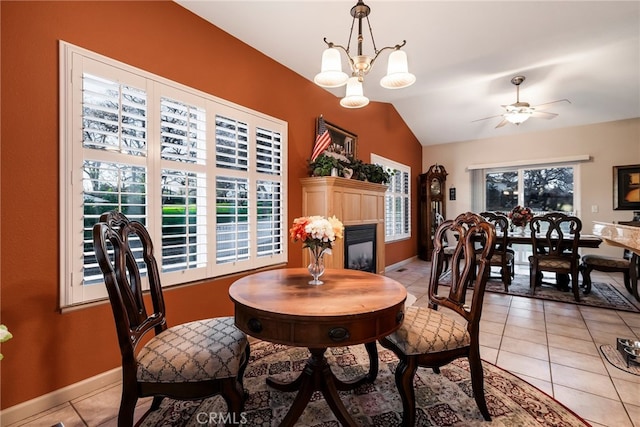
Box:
441;271;639;312
140;341;590;426
484;274;639;313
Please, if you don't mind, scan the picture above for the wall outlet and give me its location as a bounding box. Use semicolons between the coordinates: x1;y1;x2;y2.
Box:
591;205;599;213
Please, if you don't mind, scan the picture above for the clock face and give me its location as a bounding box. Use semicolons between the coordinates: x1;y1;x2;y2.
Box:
430;178;441;195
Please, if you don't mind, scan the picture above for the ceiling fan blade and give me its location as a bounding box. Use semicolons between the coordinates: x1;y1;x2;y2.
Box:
471;114;502;123
533;99;571;111
495;118;510;128
531;111;558;120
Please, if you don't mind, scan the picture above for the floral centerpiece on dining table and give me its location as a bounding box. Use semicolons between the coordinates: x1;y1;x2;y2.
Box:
290;215;344;285
508;205;534;231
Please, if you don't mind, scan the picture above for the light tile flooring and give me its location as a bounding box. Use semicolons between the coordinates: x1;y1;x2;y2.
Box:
7;259;640;427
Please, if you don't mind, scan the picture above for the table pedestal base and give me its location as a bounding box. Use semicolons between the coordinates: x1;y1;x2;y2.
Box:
266;342;378;427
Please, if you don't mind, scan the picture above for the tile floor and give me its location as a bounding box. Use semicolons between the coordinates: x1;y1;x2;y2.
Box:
7;259;640;427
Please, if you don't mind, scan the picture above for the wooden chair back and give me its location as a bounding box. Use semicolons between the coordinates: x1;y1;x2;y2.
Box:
529;212;582;258
429;212;496;326
92;211;167;362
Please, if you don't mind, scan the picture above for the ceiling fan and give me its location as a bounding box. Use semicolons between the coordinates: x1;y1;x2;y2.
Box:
473;75;571;128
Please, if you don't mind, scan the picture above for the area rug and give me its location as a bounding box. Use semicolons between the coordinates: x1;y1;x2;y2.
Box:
441;271;639;313
485;274;639;313
600;344;640;376
140;340;590;426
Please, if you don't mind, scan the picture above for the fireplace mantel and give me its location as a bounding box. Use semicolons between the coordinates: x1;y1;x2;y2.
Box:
300;176;387;273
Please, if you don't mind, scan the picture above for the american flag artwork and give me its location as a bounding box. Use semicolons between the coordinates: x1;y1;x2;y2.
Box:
310;116;332;161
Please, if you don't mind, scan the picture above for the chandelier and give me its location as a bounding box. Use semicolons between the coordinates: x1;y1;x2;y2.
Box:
314;0;416;109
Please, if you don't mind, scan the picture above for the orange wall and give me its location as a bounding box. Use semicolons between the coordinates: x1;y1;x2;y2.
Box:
0;1;422;408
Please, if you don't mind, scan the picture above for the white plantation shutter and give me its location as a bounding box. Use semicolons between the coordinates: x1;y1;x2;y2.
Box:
75;58;150;304
159;95;208;280
372;154;411;242
61;42;287;307
215;115;248;170
256;180;283;257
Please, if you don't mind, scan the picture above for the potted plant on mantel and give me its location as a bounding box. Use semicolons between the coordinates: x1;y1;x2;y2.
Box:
309;154;393;185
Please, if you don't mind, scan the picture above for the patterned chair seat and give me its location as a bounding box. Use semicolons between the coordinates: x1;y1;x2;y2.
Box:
582;254;630;269
580;253;631;295
138;317;248;383
530;256;572;269
383;306;469;356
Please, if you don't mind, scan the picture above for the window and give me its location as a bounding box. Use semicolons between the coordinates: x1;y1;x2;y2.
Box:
481;164;579;264
371;154;411;242
60;42;287;307
485;166;576;215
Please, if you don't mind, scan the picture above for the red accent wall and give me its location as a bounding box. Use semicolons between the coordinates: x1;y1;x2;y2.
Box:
0;1;422;408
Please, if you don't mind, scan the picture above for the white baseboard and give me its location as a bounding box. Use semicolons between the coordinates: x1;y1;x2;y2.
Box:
386;256;418;272
0;367;122;426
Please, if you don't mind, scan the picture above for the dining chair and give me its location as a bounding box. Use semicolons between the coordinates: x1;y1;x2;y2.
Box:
92;211;250;427
479;211;514;291
580;252;632;294
379;212;496;426
528;212;583;301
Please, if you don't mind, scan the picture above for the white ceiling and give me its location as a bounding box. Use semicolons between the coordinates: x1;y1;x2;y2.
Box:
175;0;640;146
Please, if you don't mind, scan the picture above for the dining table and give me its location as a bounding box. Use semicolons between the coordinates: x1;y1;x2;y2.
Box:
506;232;602;248
228;268;407;427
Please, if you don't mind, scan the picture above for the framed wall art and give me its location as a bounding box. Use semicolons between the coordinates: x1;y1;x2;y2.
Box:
317;117;357;159
614;164;640;210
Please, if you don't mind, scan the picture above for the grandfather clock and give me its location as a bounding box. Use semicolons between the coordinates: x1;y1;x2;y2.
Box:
418;164;447;261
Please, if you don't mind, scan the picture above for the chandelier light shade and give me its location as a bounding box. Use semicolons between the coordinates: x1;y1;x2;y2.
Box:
380;50;416;89
314;48;349;88
340;77;370;108
315;0;415;108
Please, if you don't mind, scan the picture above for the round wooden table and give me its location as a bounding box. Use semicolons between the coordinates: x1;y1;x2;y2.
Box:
229;268;407;427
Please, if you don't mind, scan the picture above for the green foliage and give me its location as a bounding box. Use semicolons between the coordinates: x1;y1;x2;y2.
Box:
308;154;393;184
308;153;344;176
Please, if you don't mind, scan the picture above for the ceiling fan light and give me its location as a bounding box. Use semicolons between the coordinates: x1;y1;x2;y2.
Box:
314;48;349;88
340;76;370;108
380;50;416;89
505;112;532;125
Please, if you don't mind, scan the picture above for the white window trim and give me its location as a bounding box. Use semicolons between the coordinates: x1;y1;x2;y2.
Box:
59;41;287;308
371;154;411;242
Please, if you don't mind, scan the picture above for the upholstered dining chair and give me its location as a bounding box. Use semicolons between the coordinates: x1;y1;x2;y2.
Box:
580;252;632;294
479;211;514;291
92;211;250;427
528;212;583;301
380;212;496;426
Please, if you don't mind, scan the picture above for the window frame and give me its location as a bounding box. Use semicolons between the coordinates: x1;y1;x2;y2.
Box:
59;41;288;308
371;154;411;242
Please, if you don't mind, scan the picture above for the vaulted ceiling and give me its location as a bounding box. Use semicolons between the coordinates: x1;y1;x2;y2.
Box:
176;1;640;146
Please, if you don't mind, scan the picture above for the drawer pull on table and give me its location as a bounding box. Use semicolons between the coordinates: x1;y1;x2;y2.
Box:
247;318;263;333
328;327;350;342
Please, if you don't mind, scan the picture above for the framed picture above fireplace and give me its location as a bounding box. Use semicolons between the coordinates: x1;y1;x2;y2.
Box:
318;117;357;159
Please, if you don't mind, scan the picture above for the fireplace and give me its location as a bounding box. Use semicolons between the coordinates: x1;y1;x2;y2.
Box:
344;224;376;273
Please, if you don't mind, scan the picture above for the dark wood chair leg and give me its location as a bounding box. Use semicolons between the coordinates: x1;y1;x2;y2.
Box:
581;264;593;294
238;343;250;392
468;350;491;421
149;396;163;411
221;377;245;426
395;356;419;427
118;390;137;427
571;270;580;302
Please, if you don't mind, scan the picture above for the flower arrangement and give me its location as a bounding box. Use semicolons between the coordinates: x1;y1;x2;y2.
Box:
508;205;534;227
290;215;344;251
0;325;13;361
